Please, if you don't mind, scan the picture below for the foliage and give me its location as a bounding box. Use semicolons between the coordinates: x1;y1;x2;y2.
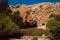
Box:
0;0;24;38
46;19;60;31
7;7;12;13
20;28;49;36
9;11;25;29
46;14;60;40
14;11;20;15
32;36;38;40
0;13;20;36
0;0;8;12
16;5;20;8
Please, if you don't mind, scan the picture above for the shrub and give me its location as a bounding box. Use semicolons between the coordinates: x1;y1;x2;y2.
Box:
9;11;25;29
0;13;20;38
14;11;20;15
32;36;38;40
46;14;60;40
20;28;50;36
16;5;20;8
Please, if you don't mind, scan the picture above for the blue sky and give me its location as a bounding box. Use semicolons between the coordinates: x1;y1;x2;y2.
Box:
8;0;60;5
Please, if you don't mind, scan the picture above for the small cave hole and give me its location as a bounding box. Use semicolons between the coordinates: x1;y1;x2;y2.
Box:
42;23;45;26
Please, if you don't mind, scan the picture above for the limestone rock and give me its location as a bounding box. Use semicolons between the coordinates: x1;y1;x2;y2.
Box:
10;2;60;29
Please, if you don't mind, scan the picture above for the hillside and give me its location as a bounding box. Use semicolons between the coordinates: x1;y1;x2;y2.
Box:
10;2;60;29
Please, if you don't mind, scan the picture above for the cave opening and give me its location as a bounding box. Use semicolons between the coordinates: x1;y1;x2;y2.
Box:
24;20;37;28
42;23;45;26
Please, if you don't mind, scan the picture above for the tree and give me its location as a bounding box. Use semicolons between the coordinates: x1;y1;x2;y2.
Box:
0;13;20;36
0;0;8;12
46;14;60;40
9;11;25;29
32;37;38;40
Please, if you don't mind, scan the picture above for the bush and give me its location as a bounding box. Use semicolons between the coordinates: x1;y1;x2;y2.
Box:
16;5;20;8
32;36;38;40
0;13;20;38
46;14;60;40
20;28;50;36
14;11;20;15
9;11;25;29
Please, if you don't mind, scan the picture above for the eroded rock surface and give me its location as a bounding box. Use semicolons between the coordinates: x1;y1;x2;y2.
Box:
10;2;60;29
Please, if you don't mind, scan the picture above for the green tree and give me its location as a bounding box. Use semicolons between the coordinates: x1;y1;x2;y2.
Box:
0;13;19;34
46;14;60;40
32;37;38;40
9;11;25;29
0;0;8;12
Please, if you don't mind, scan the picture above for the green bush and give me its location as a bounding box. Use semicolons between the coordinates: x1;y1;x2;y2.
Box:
32;36;38;40
46;14;60;40
46;14;60;31
9;11;25;29
0;13;20;38
0;13;19;31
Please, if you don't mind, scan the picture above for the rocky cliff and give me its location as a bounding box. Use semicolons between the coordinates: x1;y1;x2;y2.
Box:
10;2;60;29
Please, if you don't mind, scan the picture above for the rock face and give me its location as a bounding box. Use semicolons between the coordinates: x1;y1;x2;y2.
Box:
10;2;60;29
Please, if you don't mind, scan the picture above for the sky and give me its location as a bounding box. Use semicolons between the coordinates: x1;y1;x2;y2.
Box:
8;0;60;5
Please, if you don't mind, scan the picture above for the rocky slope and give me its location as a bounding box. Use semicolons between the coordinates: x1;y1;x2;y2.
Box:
10;2;60;29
